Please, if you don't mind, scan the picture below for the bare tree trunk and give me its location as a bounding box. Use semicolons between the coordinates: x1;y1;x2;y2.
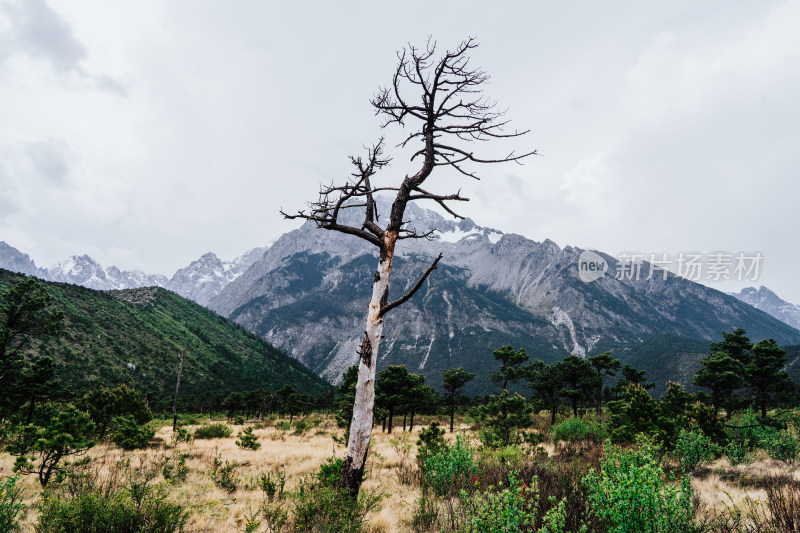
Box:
283;40;535;498
172;347;185;432
340;239;396;495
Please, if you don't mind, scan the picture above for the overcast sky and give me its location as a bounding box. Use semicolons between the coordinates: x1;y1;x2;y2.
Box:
1;1;798;302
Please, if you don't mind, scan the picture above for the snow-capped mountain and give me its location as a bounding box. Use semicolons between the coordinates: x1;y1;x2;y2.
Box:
165;247;268;306
0;242;267;301
207;201;800;385
47;255;168;290
729;286;800;331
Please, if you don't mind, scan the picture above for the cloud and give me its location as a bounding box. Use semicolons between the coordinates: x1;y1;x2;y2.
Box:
2;0;86;72
25;138;73;185
0;0;126;94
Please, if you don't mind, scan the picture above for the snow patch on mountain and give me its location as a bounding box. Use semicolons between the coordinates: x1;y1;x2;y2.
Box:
730;286;800;331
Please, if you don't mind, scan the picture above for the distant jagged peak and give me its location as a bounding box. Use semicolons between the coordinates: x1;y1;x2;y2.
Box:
729;285;800;332
0;241;44;277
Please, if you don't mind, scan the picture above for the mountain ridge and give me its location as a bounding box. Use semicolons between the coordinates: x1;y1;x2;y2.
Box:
0;267;330;408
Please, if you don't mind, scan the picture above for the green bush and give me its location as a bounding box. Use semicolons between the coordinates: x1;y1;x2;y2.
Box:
257;468;286;501
672;426;720;472
8;402;97;487
193;423;232;439
316;457;344;488
36;483;187;533
725;437;756;467
763;428;800;465
293;418;312;435
159;452;190;483
416;421;447;467
210;454;239;493
292;474;381;533
456;471;568;533
236;427;261;450
552;417;605;444
0;476;25;533
422;435;478;499
583;436;696;533
170;425;192;446
109;415;155;450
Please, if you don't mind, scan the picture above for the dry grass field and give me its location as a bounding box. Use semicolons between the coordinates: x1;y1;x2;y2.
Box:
1;414;798;532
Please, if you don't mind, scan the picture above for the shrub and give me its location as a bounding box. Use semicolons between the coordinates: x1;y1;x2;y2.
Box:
316;457;344;488
193;423;232;439
763;428;800;465
672;426;720;472
36;483;187;533
0;476;25;533
293;418;312;435
257;468;286;502
725;437;756;467
236;427;261;450
478;391;533;448
606;384;660;443
456;471;569;533
552;417;604;444
8;402;97;487
159;452;190;483
292;476;381;533
422;435;478;499
210;454;239;492
584;436;696;533
417;422;447;467
170;425;192;446
109;415;155;450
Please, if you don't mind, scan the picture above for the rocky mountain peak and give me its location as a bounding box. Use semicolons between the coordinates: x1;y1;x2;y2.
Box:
730;286;800;331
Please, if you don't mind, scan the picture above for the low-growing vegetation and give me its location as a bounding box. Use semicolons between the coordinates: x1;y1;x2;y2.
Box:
3;275;800;531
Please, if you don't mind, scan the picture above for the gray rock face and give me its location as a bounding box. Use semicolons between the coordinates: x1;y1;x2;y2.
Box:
207;202;800;386
730;286;800;331
0;241;46;278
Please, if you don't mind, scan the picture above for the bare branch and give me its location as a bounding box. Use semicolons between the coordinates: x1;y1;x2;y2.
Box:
281;140;391;249
379;253;443;317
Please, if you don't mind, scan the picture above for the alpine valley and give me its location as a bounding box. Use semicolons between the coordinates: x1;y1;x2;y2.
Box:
3;203;800;395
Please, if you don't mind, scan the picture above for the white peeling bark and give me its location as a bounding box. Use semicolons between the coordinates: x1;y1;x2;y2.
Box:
340;231;397;494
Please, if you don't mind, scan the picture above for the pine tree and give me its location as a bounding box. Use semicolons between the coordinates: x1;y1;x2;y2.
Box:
693;351;745;417
588;351;620;415
442;367;475;432
748;338;795;417
558;354;602;417
529;360;562;425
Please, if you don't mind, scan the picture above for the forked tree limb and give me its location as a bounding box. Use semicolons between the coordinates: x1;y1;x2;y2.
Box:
380;253;443;317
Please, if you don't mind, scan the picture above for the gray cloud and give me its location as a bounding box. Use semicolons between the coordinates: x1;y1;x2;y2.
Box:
2;0;86;72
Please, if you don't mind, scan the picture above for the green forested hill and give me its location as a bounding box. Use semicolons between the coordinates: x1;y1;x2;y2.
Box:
0;269;330;410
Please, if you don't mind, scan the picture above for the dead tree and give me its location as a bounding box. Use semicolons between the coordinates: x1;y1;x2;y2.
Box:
282;38;535;496
172;346;185;432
